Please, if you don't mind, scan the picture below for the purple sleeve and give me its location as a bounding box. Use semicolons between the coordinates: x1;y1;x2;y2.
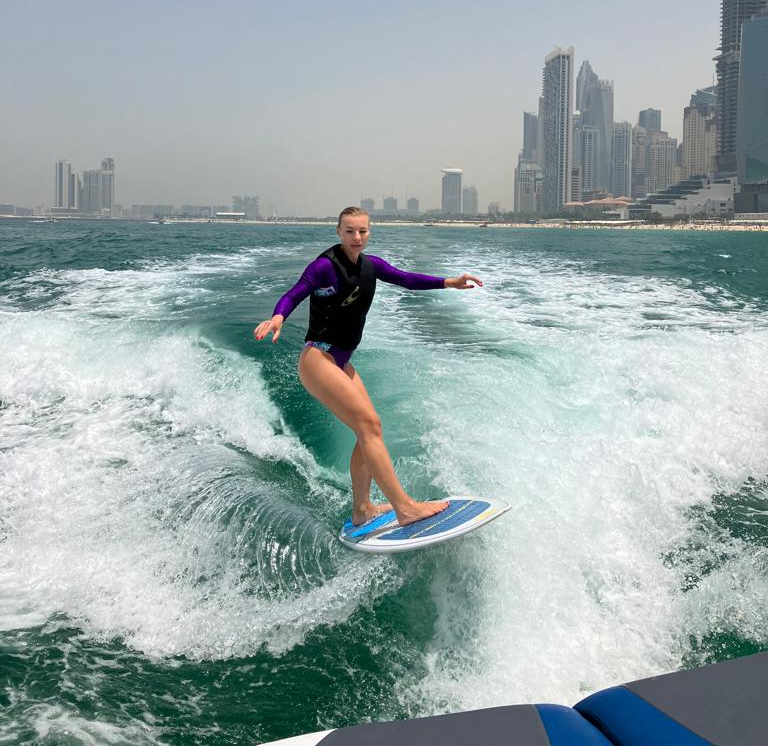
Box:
272;257;335;318
369;255;445;290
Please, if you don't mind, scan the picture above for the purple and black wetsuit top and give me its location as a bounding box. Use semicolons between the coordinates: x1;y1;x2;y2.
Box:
273;244;445;368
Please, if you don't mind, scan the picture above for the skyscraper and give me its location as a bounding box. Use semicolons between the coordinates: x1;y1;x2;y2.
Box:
540;46;574;212
522;111;539;161
100;157;115;215
715;0;768;173
54;160;73;209
683;87;718;178
611;122;633;198
360;197;375;214
382;196;398;215
638;109;662;131
576;125;600;194
233;195;261;219
646;132;678;195
441;168;463;215
406;197;420;218
462;186;478;215
577;62;614;191
631;125;650;198
736;11;768;187
81;170;102;214
514;160;543;213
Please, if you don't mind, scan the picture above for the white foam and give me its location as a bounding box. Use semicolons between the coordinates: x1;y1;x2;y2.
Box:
364;247;768;712
0;257;393;660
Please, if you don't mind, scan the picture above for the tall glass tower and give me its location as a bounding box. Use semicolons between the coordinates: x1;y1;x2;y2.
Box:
736;12;768;184
540;47;574;212
441;168;463;215
715;0;768;173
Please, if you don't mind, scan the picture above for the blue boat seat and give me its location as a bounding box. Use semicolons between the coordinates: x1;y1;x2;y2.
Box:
575;651;768;746
318;703;614;745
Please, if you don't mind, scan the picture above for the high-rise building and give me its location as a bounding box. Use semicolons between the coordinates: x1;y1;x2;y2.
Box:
736;10;768;210
540;46;574;212
611;122;633;198
715;0;768;173
406;197;420;218
576;61;598;113
576;125;600;194
100;157;115;215
638;108;662;131
514;160;543;213
570;166;583;203
441;168;463;215
81;170;102;214
522;111;539;161
462;186;478;215
360;197;375;214
577;62;614;191
382;196;398;215
631;125;650;198
233;195;260;219
54;160;74;209
646;131;678;195
683;87;718;178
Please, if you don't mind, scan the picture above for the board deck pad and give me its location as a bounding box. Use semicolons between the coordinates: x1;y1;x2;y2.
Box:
339;498;509;553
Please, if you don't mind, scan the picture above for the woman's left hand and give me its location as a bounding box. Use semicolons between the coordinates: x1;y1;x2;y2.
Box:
445;273;483;289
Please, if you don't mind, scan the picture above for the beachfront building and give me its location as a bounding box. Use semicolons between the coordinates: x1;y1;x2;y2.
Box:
577;61;614;192
683;87;718;178
514;159;543;213
735;10;768;213
462;186;478;215
54;160;71;209
522;111;539;162
81;170;103;214
233;195;260;219
53;160;80;212
100;158;115;215
360;197;375;214
715;0;768;174
382;196;398;216
631;125;650;198
575;124;599;195
646;132;679;196
514;110;542;213
611;122;633;198
540;46;574;212
441;168;463;215
406;197;419;218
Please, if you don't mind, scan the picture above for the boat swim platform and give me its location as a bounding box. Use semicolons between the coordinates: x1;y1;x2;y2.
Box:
260;651;768;745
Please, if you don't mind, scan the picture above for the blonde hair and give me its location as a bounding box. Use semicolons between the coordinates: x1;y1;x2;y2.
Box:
337;206;370;228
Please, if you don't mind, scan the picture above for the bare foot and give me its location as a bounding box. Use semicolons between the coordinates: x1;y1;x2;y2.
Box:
352;502;394;526
395;500;449;526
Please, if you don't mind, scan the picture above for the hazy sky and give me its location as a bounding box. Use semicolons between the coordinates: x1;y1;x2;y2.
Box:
1;0;721;215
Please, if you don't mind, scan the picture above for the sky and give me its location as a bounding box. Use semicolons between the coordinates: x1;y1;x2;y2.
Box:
1;0;722;216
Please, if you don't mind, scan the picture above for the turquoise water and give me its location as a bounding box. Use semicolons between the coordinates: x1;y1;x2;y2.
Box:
1;219;767;744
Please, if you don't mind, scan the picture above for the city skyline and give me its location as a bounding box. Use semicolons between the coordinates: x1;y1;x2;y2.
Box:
2;0;721;215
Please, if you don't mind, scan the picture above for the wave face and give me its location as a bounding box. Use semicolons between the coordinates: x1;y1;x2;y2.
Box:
1;220;767;744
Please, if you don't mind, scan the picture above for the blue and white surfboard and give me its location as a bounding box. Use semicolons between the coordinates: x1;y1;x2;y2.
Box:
339;498;509;553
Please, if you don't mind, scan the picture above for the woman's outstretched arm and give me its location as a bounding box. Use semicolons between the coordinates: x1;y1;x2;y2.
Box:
370;255;482;290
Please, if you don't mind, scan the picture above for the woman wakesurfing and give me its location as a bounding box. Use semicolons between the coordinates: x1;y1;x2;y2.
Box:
254;206;482;527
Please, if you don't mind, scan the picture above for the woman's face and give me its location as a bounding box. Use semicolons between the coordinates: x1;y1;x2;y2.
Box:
337;214;370;254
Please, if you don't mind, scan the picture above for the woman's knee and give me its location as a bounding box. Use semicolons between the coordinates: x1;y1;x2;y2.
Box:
355;411;383;440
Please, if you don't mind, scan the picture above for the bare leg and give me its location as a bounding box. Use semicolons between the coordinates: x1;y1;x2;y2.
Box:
350;440;392;525
298;346;447;526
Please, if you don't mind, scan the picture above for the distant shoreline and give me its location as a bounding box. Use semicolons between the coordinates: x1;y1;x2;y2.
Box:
2;214;766;231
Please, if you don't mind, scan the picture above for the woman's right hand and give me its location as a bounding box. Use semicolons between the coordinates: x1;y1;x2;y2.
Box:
254;314;284;342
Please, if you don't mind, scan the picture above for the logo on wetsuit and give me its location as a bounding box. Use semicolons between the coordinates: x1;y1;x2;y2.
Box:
341;286;360;306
